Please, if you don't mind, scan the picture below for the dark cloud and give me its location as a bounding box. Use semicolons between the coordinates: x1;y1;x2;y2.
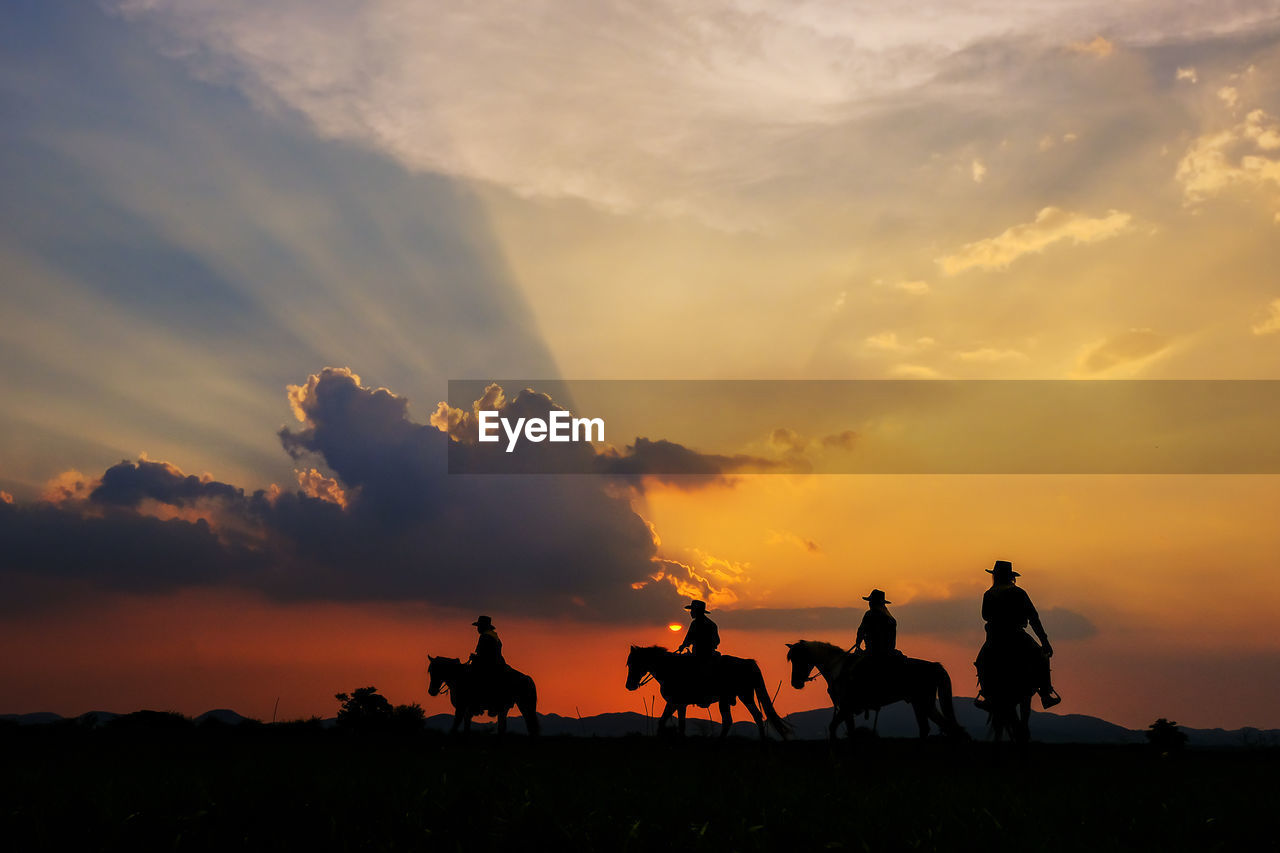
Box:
90;458;245;507
1;368;684;622
593;437;796;488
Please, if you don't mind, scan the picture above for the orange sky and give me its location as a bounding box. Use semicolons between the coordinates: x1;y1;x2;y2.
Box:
4;4;1280;734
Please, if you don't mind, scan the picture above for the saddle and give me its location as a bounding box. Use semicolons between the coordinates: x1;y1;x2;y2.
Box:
676;653;733;708
468;662;515;716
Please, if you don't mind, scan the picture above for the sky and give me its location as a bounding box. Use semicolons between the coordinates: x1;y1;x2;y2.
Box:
2;0;1280;730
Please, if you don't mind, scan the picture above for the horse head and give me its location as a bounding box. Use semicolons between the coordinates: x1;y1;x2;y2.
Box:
427;655;461;697
785;642;816;690
625;644;665;691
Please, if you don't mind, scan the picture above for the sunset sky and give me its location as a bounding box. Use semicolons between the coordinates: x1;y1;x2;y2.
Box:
3;1;1280;731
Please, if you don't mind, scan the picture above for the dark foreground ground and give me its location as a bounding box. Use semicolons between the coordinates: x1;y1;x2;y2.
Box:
4;722;1276;852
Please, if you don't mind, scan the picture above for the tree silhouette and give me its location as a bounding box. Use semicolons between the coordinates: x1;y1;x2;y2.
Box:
334;686;425;733
1145;717;1188;752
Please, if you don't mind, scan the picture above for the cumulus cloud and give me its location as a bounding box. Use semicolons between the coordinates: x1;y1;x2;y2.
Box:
1176;66;1199;83
938;207;1134;275
2;368;688;621
1077;329;1171;373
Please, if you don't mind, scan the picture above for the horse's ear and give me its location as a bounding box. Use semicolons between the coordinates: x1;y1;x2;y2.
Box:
427;654;435;662
785;642;794;649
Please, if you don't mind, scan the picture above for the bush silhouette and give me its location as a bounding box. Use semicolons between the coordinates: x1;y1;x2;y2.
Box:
334;686;425;733
1145;718;1188;752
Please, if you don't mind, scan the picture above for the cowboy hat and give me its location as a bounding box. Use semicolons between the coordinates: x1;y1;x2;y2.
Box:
986;560;1020;578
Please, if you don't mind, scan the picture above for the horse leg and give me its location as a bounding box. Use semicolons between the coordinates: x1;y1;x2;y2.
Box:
913;702;930;739
517;688;539;737
1017;699;1032;745
497;709;508;737
718;699;734;738
656;701;676;734
741;694;766;740
677;706;687;736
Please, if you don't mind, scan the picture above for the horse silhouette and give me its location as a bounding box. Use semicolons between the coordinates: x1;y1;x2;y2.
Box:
976;644;1039;745
427;655;540;736
625;645;790;740
786;640;966;741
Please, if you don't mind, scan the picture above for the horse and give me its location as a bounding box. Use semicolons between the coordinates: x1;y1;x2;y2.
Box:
976;643;1039;745
426;655;540;736
624;645;790;740
785;640;966;741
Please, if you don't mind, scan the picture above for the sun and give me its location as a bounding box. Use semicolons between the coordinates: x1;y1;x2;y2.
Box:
667;623;682;632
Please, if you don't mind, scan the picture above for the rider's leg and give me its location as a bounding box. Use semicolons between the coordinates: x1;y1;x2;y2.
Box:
1036;652;1061;708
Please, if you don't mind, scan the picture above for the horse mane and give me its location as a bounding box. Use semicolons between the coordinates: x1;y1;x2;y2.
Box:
429;656;462;666
631;644;670;654
787;640;845;660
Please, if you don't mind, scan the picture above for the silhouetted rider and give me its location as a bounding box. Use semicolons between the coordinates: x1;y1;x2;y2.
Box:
469;615;507;712
677;599;720;657
855;589;898;655
848;589;903;703
974;561;1061;710
676;599;721;704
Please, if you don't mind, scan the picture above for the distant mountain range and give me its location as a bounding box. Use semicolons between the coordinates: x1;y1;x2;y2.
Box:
4;701;1277;748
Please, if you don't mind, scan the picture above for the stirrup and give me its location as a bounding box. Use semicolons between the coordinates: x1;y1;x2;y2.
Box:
1039;689;1062;709
973;696;991;711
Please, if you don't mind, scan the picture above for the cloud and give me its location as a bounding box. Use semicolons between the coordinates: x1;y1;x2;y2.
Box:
889;364;945;379
972;158;987;183
820;430;858;451
1177;108;1280;219
1077;329;1171;374
1067;36;1115;57
1176;67;1199;83
866;332;908;352
765;529;821;554
637;550;750;609
1252;298;1280;335
594;438;794;487
938;207;1134;275
110;1;1280;223
893;280;931;295
2;368;685;621
952;347;1029;363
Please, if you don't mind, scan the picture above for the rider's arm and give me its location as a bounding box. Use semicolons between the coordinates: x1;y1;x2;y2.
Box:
677;624;693;651
1024;591;1052;653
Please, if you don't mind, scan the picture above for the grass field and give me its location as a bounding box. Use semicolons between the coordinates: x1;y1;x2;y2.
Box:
4;721;1275;851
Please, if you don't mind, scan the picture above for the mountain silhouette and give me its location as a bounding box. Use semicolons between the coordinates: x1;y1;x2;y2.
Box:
3;703;1277;747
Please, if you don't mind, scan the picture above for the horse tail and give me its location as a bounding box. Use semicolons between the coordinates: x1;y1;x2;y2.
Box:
934;662;967;738
753;664;792;739
935;663;957;722
519;674;540;736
